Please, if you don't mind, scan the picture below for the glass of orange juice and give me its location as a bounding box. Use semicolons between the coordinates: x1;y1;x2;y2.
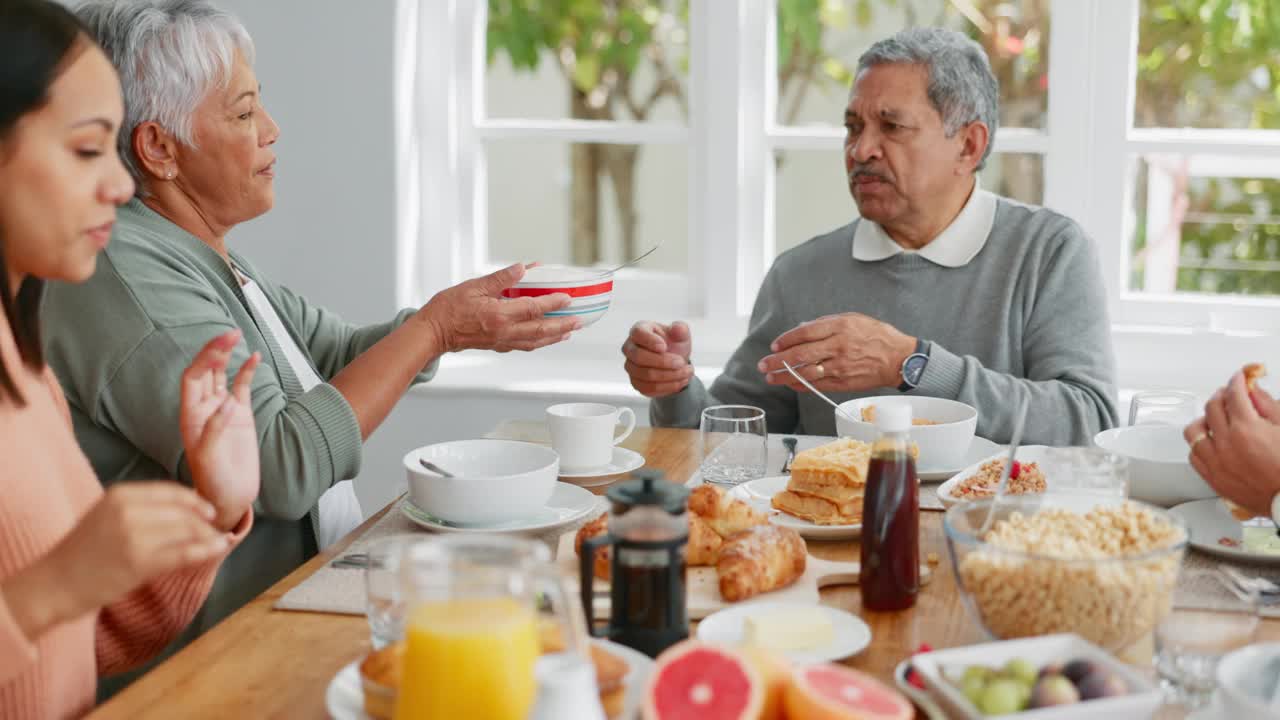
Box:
392;536;587;720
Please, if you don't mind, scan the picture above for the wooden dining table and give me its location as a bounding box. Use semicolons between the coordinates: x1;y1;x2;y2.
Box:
88;426;1280;719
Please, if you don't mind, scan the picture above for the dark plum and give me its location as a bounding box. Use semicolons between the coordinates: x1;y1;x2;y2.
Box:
1062;659;1100;685
1077;670;1127;700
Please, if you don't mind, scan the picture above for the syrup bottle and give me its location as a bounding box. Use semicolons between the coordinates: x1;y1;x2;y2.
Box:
859;401;920;611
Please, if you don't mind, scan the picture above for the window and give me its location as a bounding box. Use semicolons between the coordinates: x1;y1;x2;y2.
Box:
403;0;1280;369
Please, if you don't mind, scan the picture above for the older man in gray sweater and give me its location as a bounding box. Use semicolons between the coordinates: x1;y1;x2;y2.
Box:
622;28;1117;446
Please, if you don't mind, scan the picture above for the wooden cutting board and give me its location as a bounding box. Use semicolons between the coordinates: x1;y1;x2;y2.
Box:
555;531;930;620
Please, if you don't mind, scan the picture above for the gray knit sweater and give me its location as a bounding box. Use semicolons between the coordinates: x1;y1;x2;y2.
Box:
653;199;1118;446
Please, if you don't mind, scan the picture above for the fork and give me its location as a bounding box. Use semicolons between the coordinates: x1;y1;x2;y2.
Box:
781;437;798;474
1220;565;1280;596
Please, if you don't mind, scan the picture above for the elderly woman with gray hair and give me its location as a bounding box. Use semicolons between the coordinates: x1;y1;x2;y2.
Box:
41;0;580;692
622;26;1118;445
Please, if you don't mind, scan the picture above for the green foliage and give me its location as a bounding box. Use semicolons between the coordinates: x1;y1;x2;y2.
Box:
1136;0;1280;129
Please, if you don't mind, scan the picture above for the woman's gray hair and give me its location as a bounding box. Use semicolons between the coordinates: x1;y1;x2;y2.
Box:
75;0;255;193
857;27;999;170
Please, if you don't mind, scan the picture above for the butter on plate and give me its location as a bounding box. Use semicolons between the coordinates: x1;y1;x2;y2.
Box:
743;608;834;652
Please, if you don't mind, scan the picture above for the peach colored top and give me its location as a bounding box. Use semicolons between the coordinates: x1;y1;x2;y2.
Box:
0;311;250;719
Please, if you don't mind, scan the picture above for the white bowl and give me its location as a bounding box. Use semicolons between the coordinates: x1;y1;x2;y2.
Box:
910;633;1163;720
403;440;559;525
1217;643;1280;718
1093;425;1215;507
835;396;977;469
502;264;614;328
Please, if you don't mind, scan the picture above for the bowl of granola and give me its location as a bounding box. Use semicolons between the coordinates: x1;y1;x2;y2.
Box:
944;496;1187;652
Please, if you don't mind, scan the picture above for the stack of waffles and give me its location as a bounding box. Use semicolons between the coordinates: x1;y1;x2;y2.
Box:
770;438;872;526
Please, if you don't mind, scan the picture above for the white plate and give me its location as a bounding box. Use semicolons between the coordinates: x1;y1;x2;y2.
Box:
936;445;1053;509
910;633;1163;720
324;639;652;720
559;447;645;485
917;436;1002;481
1170;498;1280;565
401;482;601;534
729;475;862;539
695;601;871;664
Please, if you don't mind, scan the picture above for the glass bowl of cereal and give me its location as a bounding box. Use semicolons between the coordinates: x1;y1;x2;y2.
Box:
944;496;1188;652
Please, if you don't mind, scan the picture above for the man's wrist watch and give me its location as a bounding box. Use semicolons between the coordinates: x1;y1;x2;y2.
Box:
898;338;930;392
1270;492;1280;527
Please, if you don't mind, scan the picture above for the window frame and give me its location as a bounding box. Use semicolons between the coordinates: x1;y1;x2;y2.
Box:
401;0;1280;357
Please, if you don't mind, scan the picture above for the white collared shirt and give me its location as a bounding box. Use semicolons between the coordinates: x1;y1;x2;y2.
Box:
851;181;998;268
232;265;364;550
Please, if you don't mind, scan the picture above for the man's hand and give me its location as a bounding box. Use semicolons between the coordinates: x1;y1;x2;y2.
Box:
1184;371;1280;518
621;321;694;398
756;313;916;393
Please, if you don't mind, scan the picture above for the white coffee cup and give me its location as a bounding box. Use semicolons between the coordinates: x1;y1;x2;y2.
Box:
546;402;636;472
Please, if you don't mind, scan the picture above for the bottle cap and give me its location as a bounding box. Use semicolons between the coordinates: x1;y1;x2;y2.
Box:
874;401;913;433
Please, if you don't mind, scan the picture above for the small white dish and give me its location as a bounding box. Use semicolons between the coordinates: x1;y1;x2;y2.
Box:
1216;642;1280;718
404;439;559;525
936;445;1053;509
836;396;979;469
401;482;601;534
730;475;861;539
695;601;871;665
558;447;645;481
1170;498;1280;565
910;633;1163;720
324;638;652;720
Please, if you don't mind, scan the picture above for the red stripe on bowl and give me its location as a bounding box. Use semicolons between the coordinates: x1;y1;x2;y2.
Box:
503;280;614;298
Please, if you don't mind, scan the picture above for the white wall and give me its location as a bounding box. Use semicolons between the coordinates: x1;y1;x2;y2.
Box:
213;0;444;513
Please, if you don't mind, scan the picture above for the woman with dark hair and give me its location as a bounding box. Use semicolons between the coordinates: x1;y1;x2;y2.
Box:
0;1;261;716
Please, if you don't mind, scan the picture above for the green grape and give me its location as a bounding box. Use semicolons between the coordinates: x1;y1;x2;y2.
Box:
978;679;1027;716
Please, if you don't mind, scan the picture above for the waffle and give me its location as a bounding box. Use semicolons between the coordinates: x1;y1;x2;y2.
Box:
771;489;863;525
771;438;872;525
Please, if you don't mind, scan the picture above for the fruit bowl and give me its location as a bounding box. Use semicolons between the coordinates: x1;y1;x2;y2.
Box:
944;495;1187;652
909;634;1163;719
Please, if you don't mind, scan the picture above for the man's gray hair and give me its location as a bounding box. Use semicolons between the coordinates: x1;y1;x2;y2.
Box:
75;0;255;192
857;27;999;170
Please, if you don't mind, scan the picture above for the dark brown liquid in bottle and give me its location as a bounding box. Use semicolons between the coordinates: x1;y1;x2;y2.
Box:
860;454;920;611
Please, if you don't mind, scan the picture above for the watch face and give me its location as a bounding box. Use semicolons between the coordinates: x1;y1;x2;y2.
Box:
904;354;927;385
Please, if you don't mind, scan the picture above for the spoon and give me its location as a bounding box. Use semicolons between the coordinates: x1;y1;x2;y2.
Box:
978;394;1031;535
418;458;456;478
781;360;861;425
601;241;661;274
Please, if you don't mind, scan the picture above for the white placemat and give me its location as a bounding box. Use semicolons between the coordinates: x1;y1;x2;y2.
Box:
274;496;602;615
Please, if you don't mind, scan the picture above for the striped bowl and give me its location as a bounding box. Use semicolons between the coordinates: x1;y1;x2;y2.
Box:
502;265;613;327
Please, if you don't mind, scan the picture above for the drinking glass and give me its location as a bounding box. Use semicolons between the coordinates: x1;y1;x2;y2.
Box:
364;534;414;649
698;405;767;486
1040;446;1129;499
1129;390;1200;426
1154;569;1260;710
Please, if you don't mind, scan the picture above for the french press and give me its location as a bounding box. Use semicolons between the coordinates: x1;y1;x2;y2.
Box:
579;470;689;658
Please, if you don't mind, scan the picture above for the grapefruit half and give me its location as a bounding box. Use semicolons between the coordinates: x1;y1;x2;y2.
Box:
784;664;913;720
642;641;764;720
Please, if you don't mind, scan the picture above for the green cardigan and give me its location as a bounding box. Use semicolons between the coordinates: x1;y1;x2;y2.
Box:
42;198;433;692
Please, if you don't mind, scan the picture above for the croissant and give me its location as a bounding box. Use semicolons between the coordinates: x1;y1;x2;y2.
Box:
716;525;807;602
688;484;768;539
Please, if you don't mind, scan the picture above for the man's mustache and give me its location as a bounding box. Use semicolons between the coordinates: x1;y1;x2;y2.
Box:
850;167;892;183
